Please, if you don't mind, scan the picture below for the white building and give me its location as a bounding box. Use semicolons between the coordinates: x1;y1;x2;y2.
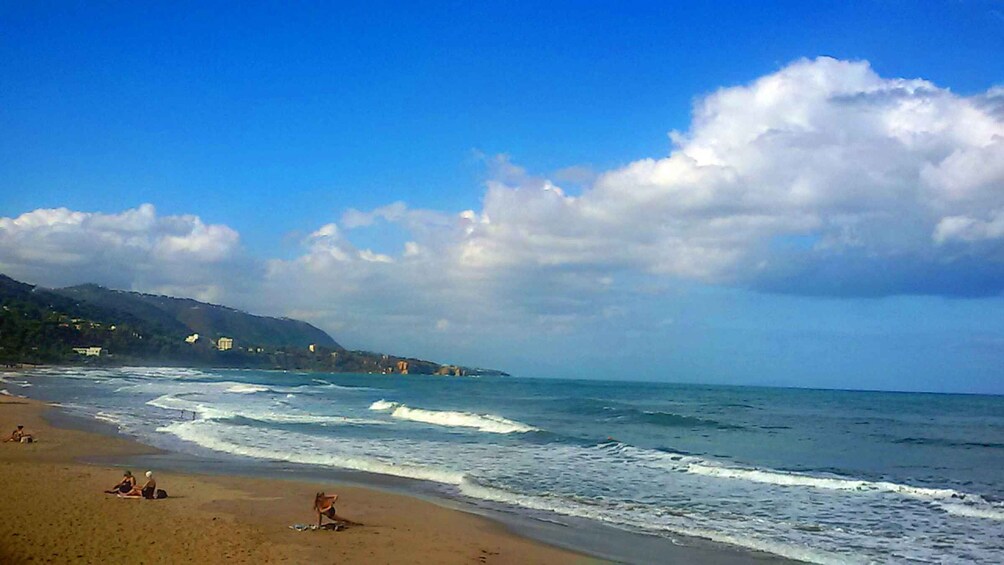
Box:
72;346;103;357
185;333;199;344
217;337;233;351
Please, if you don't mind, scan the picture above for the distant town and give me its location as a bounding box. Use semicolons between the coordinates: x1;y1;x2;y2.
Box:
0;274;506;377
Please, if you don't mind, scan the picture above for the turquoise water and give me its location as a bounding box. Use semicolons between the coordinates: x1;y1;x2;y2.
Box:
6;367;1003;563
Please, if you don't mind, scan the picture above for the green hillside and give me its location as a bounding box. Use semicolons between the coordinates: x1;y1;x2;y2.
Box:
52;284;339;349
0;274;507;376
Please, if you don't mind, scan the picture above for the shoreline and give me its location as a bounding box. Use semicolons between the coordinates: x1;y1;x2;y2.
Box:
0;396;595;564
3;368;803;564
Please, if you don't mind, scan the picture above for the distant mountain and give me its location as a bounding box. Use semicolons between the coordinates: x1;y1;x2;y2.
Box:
0;273;507;376
52;284;339;349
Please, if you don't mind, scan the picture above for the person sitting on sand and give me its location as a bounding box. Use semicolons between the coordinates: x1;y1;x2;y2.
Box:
105;470;136;494
120;470;157;499
4;425;32;443
314;491;339;527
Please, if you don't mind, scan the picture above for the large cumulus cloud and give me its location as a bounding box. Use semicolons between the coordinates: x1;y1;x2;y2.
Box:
269;56;1004;342
260;57;1004;351
445;57;1004;296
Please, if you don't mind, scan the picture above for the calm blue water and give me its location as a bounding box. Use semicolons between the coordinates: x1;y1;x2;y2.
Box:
4;367;1003;564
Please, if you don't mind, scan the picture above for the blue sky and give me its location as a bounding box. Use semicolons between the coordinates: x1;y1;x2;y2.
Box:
1;2;1003;393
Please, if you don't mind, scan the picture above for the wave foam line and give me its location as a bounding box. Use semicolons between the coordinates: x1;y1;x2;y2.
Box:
94;411;125;428
225;384;270;394
683;460;1004;521
147;394;388;426
602;442;1004;522
369;400;537;434
310;379;375;391
158;420;464;484
457;478;852;565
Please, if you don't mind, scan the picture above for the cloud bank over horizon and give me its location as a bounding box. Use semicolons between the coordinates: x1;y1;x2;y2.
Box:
2;58;1003;369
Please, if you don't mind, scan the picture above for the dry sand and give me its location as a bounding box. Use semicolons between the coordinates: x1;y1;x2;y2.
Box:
0;397;599;564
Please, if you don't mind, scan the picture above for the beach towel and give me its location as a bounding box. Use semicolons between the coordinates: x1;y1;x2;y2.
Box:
289;523;344;532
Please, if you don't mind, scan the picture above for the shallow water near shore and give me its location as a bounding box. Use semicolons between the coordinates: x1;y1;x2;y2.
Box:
10;367;1004;564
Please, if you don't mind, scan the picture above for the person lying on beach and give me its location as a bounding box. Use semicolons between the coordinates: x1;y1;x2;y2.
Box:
120;470;157;499
4;425;32;443
105;470;136;494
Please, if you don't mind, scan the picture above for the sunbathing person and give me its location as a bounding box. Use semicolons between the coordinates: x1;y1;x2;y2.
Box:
4;425;32;443
105;470;136;494
120;470;157;499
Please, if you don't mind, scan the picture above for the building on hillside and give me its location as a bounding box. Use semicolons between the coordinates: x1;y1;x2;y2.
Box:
435;365;464;376
72;346;103;357
217;337;233;351
396;360;409;374
308;343;317;353
184;333;199;344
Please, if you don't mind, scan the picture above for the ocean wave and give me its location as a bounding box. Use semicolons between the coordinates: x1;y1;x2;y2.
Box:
148;394;388;426
682;458;1004;521
225;384;270;394
94;411;124;427
640;411;743;430
893;437;1004;450
369;399;397;411
939;502;1004;521
457;477;851;565
310;379;376;391
369;400;537;434
685;461;956;499
591;441;1004;523
158;420;464;484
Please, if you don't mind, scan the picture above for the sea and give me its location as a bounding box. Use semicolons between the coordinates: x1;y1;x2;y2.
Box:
3;367;1002;564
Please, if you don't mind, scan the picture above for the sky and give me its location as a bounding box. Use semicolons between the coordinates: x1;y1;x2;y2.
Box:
1;1;1003;393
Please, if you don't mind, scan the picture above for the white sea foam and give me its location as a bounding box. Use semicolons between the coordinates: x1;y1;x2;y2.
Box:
94;411;124;427
687;461;963;500
0;389;11;396
158;419;464;484
225;384;270;394
369;399;397;411
596;442;1004;525
147;394;387;426
369;400;537;434
938;501;1004;521
458;478;851;565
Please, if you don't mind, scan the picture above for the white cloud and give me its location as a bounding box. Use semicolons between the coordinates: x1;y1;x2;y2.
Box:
257;58;1004;350
443;58;1004;295
4;58;1003;353
934;211;1004;244
0;204;243;300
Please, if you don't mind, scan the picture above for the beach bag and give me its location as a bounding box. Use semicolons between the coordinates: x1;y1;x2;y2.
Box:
156;489;168;499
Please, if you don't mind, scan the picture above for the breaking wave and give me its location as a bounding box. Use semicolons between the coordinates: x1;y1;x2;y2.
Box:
158;419;464;484
369;400;537;434
225;384;270;394
147;394;387;426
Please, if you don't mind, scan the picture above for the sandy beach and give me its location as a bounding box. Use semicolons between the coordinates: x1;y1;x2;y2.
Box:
0;396;596;564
